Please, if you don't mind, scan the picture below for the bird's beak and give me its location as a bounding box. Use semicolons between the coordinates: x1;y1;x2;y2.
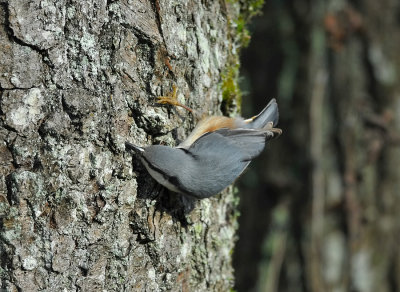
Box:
125;142;145;154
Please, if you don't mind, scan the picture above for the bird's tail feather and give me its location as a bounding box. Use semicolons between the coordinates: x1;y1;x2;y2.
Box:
245;98;279;129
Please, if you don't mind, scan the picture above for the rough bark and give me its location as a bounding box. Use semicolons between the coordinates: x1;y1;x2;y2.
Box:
235;0;400;291
0;1;255;290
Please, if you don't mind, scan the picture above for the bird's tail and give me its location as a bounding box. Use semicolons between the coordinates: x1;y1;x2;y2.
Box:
244;98;279;129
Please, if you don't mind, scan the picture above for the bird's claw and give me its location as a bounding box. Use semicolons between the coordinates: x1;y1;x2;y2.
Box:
270;127;282;137
156;85;193;113
263;121;282;137
156;85;178;104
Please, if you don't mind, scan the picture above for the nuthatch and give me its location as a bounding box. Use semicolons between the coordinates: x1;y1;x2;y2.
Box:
126;88;281;199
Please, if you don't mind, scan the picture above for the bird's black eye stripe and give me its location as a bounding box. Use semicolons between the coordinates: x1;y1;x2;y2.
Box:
141;155;187;193
141;156;170;179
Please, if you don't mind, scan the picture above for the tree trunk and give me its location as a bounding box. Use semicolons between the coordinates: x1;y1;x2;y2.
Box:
0;1;257;290
235;0;400;291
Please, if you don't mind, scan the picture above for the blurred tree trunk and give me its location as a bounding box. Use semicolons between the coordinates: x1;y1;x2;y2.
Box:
235;0;400;291
0;0;256;290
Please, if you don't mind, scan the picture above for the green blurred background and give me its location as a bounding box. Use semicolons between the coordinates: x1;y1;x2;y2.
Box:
234;0;400;291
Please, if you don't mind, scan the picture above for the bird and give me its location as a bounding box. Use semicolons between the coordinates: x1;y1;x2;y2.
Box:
126;86;281;199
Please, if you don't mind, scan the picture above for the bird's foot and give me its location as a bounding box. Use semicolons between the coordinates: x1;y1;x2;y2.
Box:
271;127;282;137
264;121;282;138
156;85;194;113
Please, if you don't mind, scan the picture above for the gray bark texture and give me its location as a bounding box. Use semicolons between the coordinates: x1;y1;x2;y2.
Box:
0;0;255;290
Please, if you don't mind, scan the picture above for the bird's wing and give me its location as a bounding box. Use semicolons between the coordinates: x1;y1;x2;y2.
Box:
179;128;276;198
188;128;272;161
213;128;274;160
